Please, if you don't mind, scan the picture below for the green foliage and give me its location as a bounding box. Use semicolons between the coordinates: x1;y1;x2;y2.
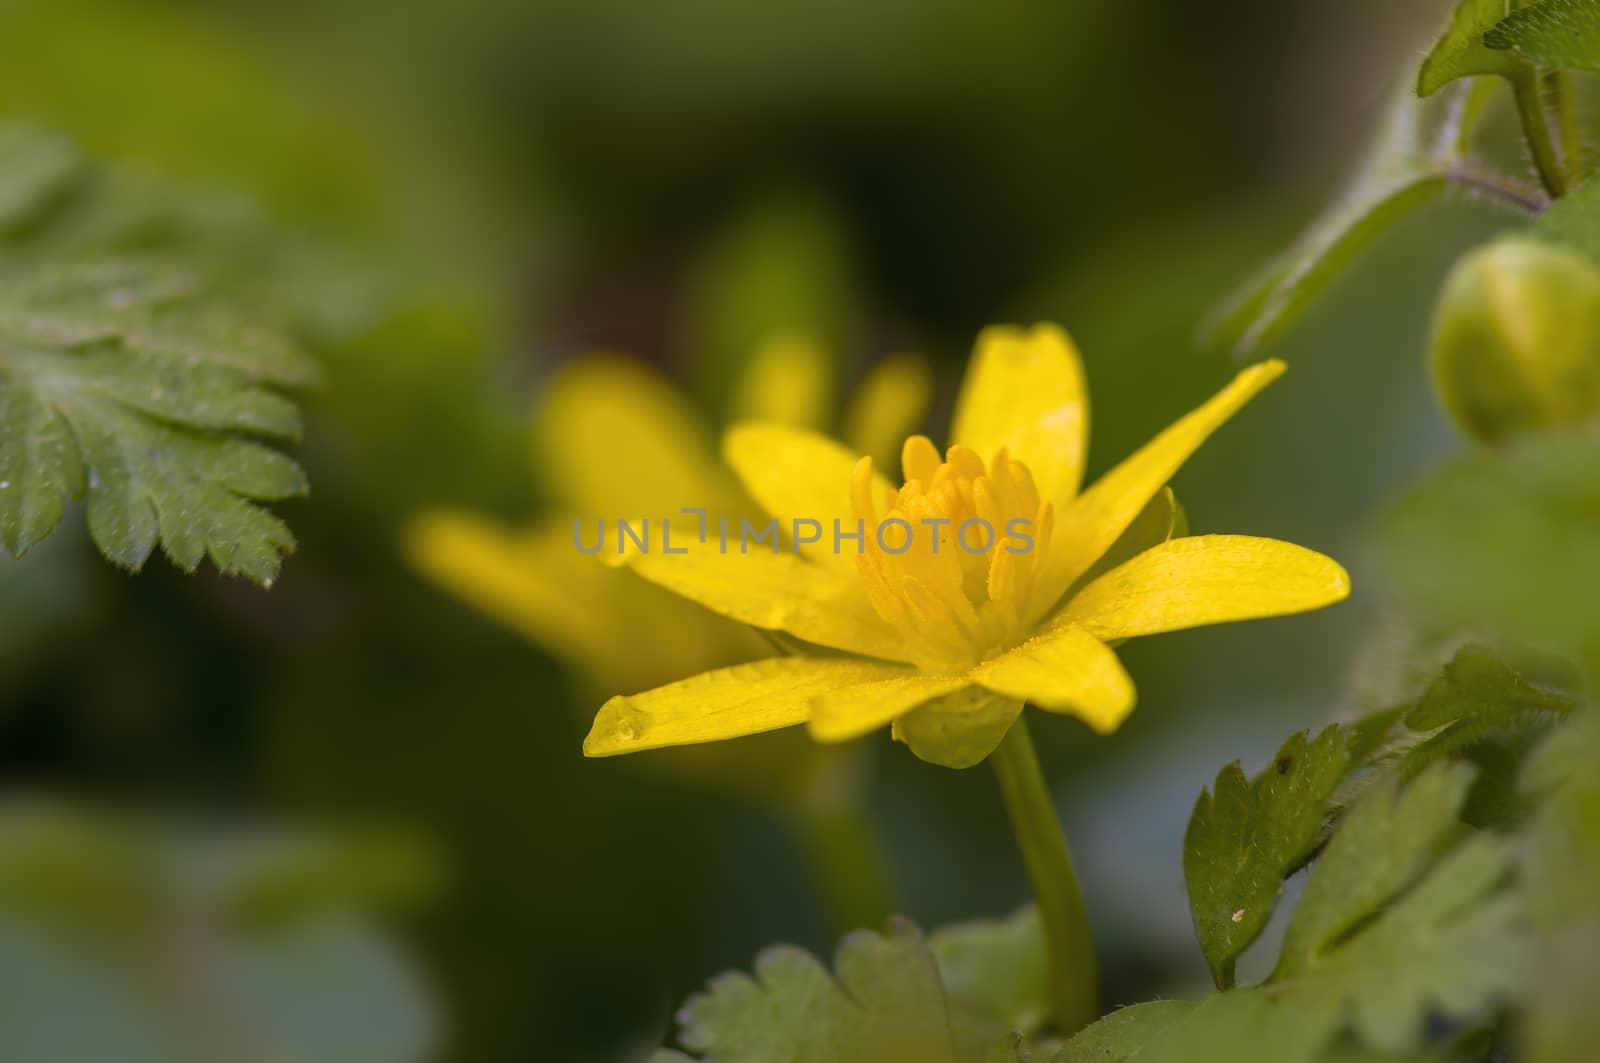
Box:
0;124;322;582
1418;0;1537;97
1087;763;1523;1062
1532;175;1600;262
0;803;436;1063
661;643;1586;1060
654;916;1030;1063
929;906;1051;1044
1072;642;1591;1060
1485;0;1600;72
1520;712;1600;1062
1203;81;1511;358
1404;642;1575;731
1184;726;1347;988
1377;431;1600;654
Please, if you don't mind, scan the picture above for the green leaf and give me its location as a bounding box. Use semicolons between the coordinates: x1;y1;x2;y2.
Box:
1485;0;1600;71
1277;761;1477;975
1376;430;1600;654
1405;643;1576;731
669;916;973;1062
1183;727;1348;988
1051;1000;1198;1063
0;137;317;582
1071;764;1522;1061
1282;831;1524;1053
1520;711;1600;1063
1419;0;1536;96
1059;989;1336;1063
1204;81;1505;358
930;905;1051;1040
1531;174;1600;263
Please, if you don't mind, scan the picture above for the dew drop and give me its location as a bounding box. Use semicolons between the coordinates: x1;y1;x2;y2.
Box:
1231;909;1246;924
0;481;9;490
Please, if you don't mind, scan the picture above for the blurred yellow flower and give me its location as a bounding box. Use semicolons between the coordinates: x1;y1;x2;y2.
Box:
403;334;933;784
586;324;1350;768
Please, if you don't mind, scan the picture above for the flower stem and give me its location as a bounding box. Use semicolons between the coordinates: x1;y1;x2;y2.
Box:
991;715;1100;1034
1548;70;1583;186
793;751;896;934
1511;69;1569;200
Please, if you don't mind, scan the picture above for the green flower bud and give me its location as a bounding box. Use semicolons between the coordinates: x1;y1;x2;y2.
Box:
1429;237;1600;446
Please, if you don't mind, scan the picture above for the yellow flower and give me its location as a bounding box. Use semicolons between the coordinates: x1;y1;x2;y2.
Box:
403;335;933;783
585;324;1350;768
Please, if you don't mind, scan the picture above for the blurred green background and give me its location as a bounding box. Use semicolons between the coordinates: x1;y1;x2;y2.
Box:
0;0;1512;1059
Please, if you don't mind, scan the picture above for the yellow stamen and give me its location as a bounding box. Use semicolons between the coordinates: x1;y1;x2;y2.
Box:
853;440;1053;671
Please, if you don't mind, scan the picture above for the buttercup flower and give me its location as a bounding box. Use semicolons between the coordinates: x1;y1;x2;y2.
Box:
405;335;930;697
585;324;1349;768
404;335;933;791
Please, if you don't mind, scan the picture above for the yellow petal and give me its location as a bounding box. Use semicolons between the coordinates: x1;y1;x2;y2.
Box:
729;332;834;432
404;511;761;689
626;536;910;662
1031;359;1286;621
808;675;972;744
843;353;935;470
1059;534;1350;641
585;657;914;756
535;354;739;518
403;511;613;667
950;323;1088;514
970;624;1135;734
723;422;893;574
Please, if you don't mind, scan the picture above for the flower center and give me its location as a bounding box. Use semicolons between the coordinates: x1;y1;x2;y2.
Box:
851;435;1054;672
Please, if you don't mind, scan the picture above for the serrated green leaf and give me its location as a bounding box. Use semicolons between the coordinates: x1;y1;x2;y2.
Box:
1406;643;1576;730
1204;81;1509;358
0;256;312;580
1184;726;1349;988
1343;704;1409;765
1485;0;1600;71
1283;833;1523;1053
670;916;967;1063
1075;989;1336;1063
1419;0;1536;96
930;905;1051;1039
1050;1000;1199;1063
1278;762;1478;976
1520;711;1600;1063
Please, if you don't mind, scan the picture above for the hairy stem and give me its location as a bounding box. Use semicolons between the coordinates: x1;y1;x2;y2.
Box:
1444;164;1548;216
991;716;1100;1034
1549;70;1583;186
1511;69;1569;200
